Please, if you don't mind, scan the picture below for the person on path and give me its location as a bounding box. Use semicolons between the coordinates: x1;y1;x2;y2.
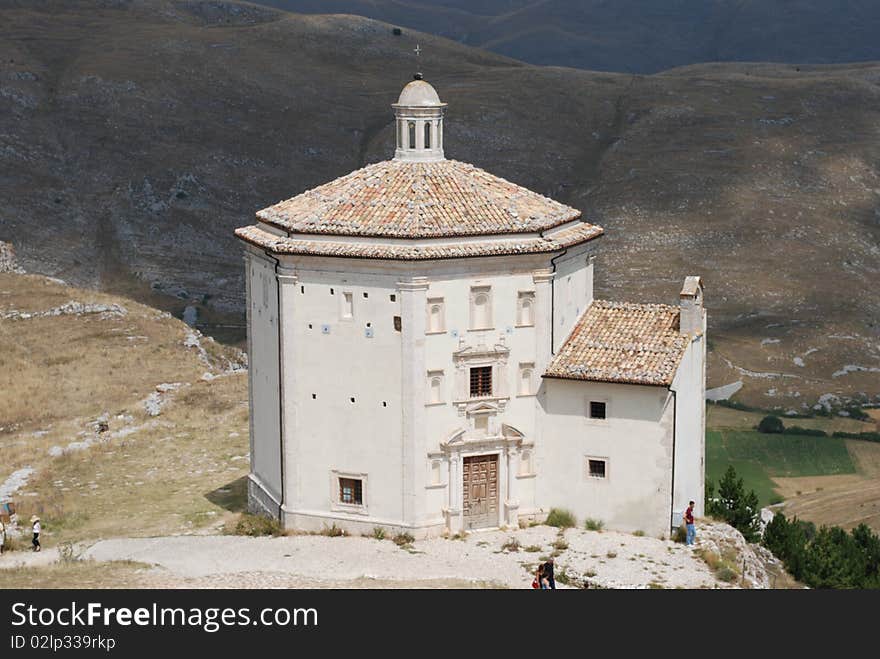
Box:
0;518;6;555
541;557;556;589
30;515;40;552
685;501;696;547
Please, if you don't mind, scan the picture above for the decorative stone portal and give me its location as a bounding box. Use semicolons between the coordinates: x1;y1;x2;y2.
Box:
441;424;523;533
462;454;498;530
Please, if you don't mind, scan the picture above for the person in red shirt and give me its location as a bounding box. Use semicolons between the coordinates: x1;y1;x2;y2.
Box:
684;501;696;546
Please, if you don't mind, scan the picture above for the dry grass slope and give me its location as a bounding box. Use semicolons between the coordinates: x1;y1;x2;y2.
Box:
0;273;250;545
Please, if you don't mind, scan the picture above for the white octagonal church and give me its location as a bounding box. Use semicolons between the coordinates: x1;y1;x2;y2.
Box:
235;76;706;538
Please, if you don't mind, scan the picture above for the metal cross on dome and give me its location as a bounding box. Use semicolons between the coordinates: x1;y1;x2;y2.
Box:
414;44;421;57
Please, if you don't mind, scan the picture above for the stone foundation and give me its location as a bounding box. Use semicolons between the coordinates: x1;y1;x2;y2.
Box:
247;475;281;520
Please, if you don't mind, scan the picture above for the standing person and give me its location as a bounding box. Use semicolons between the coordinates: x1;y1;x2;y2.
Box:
541;557;556;589
685;501;696;547
30;515;40;552
0;518;6;555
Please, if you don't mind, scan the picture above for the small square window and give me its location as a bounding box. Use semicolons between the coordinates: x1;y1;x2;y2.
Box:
339;477;363;505
588;459;606;479
589;401;606;419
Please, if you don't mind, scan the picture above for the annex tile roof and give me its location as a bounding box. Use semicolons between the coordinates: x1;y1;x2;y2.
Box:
255;159;583;239
234;221;602;261
544;300;689;386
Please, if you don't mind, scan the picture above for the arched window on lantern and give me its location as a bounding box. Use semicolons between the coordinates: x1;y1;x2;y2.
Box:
408;121;416;149
424;122;431;149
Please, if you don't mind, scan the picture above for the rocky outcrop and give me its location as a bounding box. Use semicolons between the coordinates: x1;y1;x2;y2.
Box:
696;521;784;589
0;241;23;273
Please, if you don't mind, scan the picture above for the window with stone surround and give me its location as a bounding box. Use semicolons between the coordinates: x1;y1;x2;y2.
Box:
517;291;535;327
518;363;535;396
469;286;492;330
428;370;444;405
426;297;445;333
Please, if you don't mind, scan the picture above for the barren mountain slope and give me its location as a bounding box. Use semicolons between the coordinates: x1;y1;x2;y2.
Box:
0;1;878;408
259;0;880;73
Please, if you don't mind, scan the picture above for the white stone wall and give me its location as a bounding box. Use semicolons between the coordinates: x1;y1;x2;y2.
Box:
551;245;594;352
276;260;405;529
537;379;675;537
245;250;283;511
670;315;708;520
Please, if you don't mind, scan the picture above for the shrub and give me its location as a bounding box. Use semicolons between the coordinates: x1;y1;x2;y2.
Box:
832;431;880;442
524;545;542;552
229;513;282;537
545;508;576;529
393;531;415;547
672;526;687;544
320;523;345;537
584;518;604;531
716;566;738;583
633;530;645;537
757;415;784;434
501;537;520;553
371;527;386;540
784;426;827;437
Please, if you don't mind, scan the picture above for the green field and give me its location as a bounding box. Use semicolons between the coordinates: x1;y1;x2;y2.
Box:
706;430;856;506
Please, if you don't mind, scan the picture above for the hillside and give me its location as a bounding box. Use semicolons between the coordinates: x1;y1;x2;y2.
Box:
258;0;880;73
0;272;249;542
0;0;878;409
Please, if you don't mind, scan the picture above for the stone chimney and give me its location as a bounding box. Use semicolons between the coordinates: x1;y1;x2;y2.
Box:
679;276;704;335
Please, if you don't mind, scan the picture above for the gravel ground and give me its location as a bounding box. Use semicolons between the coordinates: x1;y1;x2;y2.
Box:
54;524;731;589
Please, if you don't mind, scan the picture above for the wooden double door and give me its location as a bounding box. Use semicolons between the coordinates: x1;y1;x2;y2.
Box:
462;454;499;530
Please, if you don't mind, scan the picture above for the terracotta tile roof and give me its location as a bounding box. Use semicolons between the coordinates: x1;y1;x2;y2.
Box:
544;300;689;386
255;159;581;238
235;221;602;261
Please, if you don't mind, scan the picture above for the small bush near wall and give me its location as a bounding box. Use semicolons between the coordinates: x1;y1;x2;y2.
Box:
545;508;576;528
228;513;282;537
584;518;604;531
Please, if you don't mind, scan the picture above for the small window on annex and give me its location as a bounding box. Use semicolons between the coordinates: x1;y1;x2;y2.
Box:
469;366;493;398
339;477;363;505
589;401;607;420
426;298;445;333
587;459;607;479
470;286;492;330
517;291;535;326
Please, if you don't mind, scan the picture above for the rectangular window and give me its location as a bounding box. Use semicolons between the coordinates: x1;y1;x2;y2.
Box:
589;401;606;419
469;366;493;398
339;477;363;505
342;292;353;319
588;459;607;479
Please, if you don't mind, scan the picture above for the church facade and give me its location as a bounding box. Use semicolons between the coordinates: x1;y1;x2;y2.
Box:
235;77;706;538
